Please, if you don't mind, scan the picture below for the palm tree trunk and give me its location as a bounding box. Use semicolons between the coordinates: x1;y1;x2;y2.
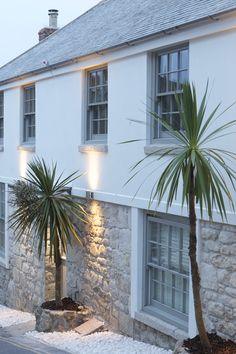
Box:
55;239;63;309
189;166;211;353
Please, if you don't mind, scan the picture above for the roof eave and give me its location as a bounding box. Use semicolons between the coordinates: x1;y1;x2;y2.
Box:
1;6;236;86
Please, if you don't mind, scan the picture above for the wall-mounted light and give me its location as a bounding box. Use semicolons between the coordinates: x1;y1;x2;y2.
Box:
86;191;94;200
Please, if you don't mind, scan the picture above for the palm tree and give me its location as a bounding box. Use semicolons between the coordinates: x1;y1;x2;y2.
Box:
127;83;236;352
9;158;87;308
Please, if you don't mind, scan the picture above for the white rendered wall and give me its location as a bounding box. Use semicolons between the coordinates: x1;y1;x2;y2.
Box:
1;21;236;223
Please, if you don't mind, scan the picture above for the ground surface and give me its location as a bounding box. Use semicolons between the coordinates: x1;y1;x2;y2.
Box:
28;330;171;354
0;305;172;354
0;337;36;354
0;305;34;327
184;333;236;354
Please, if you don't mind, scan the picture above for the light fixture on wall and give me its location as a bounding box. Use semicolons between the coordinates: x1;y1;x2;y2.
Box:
86;190;94;200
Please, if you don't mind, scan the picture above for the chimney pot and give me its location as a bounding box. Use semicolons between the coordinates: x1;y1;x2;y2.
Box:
48;9;59;28
38;9;59;42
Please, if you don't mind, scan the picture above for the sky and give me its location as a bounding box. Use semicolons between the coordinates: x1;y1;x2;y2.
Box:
0;0;101;67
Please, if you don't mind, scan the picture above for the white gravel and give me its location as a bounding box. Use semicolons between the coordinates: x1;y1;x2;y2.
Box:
0;305;172;353
27;330;172;354
0;304;34;327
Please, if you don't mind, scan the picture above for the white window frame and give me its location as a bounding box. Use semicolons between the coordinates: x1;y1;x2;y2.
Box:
131;208;197;338
85;66;108;143
152;45;189;143
144;214;189;332
23;85;35;144
0;182;9;268
0;92;4;146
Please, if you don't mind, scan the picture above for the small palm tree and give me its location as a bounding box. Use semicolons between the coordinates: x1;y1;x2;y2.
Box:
9;158;87;308
127;83;236;352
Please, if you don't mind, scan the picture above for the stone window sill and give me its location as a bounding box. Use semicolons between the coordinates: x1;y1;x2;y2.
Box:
144;144;179;156
79;144;108;153
134;311;187;341
18;145;35;153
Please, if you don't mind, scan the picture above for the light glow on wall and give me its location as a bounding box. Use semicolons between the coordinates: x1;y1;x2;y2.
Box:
87;152;101;191
19;150;28;178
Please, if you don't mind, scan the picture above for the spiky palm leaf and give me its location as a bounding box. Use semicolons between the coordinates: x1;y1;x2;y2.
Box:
126;82;236;352
129;83;236;218
9;158;87;260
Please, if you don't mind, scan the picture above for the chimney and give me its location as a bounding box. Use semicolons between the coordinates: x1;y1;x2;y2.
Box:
38;9;59;42
48;9;58;28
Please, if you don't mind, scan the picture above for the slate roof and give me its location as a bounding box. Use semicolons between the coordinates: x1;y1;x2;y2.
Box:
0;0;236;84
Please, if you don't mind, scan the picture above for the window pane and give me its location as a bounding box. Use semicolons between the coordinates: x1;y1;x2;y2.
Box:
99;104;107;119
179;70;188;89
89;88;96;104
169;52;178;71
158;74;167;93
96;87;103;103
90;106;98;120
160;96;171;113
159;54;168;74
152;268;162;302
150;245;158;264
180;49;189;70
161;113;170;131
0;93;3;106
99;119;106;135
96;70;103;86
103;69;108;84
0;119;3;139
159;245;168;267
93;121;98;135
168;72;178;92
170;95;177;112
172;113;181;131
149;221;158;242
162;272;172;307
159;223;168;245
103;86;108;102
89;72;96;87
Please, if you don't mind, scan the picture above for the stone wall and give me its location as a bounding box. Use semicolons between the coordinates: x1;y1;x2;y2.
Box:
200;221;236;340
67;200;176;350
0;229;45;312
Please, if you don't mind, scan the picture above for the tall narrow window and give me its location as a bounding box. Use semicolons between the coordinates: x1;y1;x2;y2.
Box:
144;214;189;331
0;92;4;145
153;47;189;140
87;67;108;142
0;183;5;259
23;85;35;143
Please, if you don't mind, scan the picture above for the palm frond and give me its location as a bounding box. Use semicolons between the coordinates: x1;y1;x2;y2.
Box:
9;158;87;261
125;82;236;220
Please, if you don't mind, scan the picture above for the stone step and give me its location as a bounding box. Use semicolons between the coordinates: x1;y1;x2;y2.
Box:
74;318;104;336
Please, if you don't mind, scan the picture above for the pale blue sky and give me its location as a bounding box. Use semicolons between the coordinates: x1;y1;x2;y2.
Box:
0;0;101;66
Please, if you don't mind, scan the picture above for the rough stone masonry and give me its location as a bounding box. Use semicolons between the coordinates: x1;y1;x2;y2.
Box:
66;200;176;350
67;201;236;348
200;221;236;339
1;198;236;349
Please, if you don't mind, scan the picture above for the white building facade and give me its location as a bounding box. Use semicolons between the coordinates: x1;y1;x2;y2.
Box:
0;1;236;349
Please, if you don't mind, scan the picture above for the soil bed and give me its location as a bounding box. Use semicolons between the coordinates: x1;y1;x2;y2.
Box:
41;297;85;312
183;333;236;354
